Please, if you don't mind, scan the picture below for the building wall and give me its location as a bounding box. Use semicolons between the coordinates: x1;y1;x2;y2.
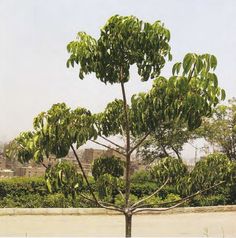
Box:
15;166;45;177
0;169;14;178
0;154;6;169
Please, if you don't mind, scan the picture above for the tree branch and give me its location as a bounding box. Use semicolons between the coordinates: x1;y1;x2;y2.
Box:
106;179;125;200
129;131;151;155
80;193;123;211
171;146;181;160
132;180;225;214
99;135;125;151
71;145;100;205
99;201;123;211
90;139;126;157
80;193;97;204
40;162;48;169
131;177;169;209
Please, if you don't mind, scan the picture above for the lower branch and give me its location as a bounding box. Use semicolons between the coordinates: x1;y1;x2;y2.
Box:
132;180;225;214
131;177;169;209
80;193;123;211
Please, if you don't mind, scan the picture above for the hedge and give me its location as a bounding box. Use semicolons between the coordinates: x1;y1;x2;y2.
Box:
0;176;235;208
0;177;48;198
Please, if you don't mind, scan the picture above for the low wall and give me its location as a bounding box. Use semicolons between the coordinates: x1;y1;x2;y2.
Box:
0;205;236;216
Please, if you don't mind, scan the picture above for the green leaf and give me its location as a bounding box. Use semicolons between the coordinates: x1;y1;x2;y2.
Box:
46;179;52;193
210;55;217;70
221;89;226;100
183;53;193;74
172;62;181;75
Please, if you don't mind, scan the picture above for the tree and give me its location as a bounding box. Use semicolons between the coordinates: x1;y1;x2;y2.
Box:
198;98;236;160
190;153;236;204
190;153;232;192
136;121;194;163
150;157;189;186
66;15;225;236
11;15;225;237
91;156;124;180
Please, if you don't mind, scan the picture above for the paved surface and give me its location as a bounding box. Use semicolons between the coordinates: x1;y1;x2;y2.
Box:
0;212;235;237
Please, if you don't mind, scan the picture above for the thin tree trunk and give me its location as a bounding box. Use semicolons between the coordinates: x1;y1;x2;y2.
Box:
125;213;132;237
120;73;132;237
121;82;131;207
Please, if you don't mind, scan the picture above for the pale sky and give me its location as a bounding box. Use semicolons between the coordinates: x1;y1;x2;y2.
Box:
0;0;236;160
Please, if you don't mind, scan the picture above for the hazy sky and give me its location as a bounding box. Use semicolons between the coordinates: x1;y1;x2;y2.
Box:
1;0;236;159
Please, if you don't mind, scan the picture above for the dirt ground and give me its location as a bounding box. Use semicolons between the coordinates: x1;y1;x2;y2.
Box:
0;211;235;237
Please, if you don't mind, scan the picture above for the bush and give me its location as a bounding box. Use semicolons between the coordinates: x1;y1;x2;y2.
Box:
91;156;124;180
160;193;184;207
115;194;138;207
0;177;48;198
0;194;44;208
190;194;228;206
42;194;72;208
130;182;157;197
137;195;162;208
131;169;151;183
130;181;180;199
190;153;231;193
150;157;189;185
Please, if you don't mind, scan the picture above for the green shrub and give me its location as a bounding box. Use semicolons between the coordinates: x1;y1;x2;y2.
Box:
160;193;184;207
137;195;162;208
190;194;228;206
191;153;231;193
150;157;189;185
0;177;48;198
0;194;43;208
130;182;179;199
42;194;72;208
91;156;124;180
130;182;157;197
115;194;138;207
131;169;151;183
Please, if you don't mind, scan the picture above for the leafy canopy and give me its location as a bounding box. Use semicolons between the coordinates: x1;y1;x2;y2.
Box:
10;103;97;163
190;153;233;192
67;15;172;84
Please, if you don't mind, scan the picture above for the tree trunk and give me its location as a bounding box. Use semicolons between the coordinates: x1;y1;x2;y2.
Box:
125;213;132;237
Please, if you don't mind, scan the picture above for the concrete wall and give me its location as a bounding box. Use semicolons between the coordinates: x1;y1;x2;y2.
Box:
0;205;236;216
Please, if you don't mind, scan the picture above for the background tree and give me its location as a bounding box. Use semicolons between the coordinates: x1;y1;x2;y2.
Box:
190;153;232;192
91;156;125;202
190;153;236;204
11;15;225;237
91;156;124;180
150;157;189;186
198;98;236;160
136;121;195;163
